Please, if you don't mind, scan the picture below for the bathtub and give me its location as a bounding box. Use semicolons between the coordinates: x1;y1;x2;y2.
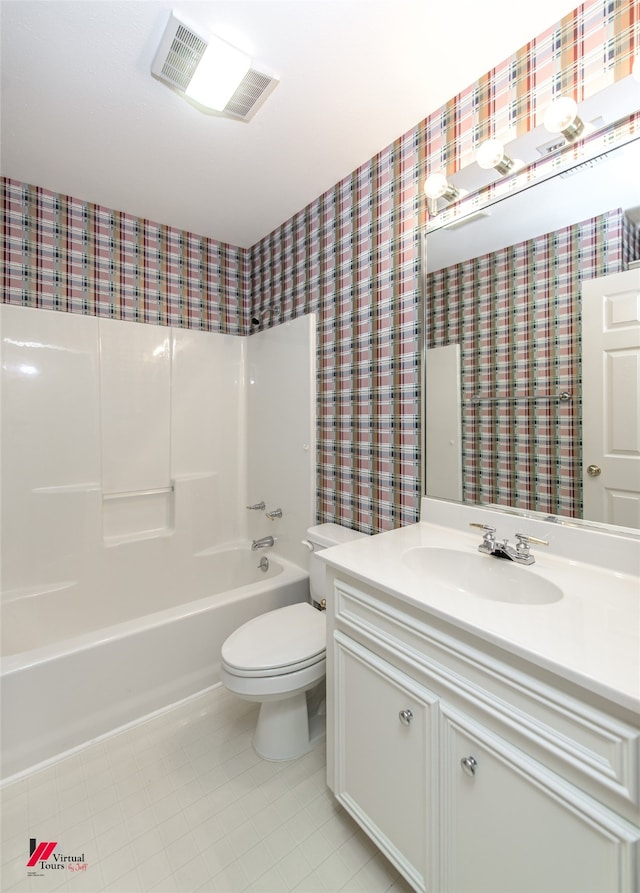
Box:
0;546;309;781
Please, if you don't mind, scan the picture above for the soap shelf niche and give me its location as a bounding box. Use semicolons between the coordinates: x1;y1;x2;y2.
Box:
102;484;175;546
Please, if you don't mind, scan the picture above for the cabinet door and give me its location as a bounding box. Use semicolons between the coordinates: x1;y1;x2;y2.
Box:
334;632;438;893
440;705;639;893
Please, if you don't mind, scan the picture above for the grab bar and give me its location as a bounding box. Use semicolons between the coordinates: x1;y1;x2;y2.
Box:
468;391;572;404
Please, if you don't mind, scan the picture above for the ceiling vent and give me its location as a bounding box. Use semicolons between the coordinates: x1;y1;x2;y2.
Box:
152;16;207;91
223;69;279;122
151;13;278;123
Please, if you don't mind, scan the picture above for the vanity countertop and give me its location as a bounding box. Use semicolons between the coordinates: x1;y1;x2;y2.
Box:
320;517;640;715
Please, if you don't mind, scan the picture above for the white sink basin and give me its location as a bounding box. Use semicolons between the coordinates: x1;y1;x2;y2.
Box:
402;547;563;605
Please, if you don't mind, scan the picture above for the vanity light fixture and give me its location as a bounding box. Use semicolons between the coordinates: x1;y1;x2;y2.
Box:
543;96;585;143
423;172;460;216
475;138;522;175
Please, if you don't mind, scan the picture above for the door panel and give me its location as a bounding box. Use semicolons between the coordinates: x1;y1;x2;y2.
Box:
441;706;639;893
334;632;437;891
582;269;640;527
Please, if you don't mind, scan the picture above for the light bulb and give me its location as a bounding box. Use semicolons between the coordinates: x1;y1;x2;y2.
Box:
543;96;584;142
476;138;514;175
423;172;459;202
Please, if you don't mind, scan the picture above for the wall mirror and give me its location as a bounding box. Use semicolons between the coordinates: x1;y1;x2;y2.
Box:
422;104;640;535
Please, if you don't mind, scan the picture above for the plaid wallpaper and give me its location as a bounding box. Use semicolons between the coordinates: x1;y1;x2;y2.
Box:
0;183;250;334
1;0;638;533
249;0;638;532
249;149;422;533
427;208;637;519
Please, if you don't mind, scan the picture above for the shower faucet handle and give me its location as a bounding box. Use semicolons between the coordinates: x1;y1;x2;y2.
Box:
265;508;283;520
246;501;266;511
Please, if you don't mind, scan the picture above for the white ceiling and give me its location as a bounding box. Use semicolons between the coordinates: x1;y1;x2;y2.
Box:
0;0;578;248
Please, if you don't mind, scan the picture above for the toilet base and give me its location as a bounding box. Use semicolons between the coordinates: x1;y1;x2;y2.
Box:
253;690;325;761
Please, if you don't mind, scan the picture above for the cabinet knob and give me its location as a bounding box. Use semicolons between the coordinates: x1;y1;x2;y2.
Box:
398;709;413;726
460;755;478;777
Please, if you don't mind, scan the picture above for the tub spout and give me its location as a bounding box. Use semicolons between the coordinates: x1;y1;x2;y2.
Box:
251;536;274;551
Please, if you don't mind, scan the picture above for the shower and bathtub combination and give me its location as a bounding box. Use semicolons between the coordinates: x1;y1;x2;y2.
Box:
1;539;309;778
0;304;318;780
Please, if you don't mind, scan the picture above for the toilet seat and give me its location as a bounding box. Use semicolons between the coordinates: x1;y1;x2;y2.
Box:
221;602;325;678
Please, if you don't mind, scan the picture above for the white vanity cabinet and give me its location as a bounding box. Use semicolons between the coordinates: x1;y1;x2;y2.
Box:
327;573;640;893
439;705;637;893
334;633;438;891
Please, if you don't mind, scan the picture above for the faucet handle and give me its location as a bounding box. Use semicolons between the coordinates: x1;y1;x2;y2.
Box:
469;522;496;542
246;501;266;511
515;533;549;547
470;522;496;554
515;532;549;558
469;523;496;533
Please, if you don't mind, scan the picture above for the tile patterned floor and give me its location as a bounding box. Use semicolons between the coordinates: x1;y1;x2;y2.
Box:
0;687;413;893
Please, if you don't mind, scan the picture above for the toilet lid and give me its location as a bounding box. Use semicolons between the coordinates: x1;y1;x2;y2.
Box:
221;602;326;674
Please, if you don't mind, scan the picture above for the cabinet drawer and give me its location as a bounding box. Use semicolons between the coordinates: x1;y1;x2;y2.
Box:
333;576;640;817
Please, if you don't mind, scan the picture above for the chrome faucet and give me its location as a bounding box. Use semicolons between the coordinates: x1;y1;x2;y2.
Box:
251;535;274;551
469;523;548;565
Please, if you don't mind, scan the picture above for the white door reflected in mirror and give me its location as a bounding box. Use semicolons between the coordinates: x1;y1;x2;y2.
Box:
581;268;640;528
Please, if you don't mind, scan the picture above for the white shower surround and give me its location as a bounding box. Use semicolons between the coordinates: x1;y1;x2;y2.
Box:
0;305;317;779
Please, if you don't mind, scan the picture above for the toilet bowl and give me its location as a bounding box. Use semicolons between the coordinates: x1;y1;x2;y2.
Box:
220;523;366;761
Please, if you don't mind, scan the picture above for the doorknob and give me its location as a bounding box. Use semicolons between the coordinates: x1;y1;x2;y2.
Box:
586;464;602;477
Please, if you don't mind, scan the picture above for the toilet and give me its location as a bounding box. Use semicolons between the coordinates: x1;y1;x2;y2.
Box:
220;523;366;761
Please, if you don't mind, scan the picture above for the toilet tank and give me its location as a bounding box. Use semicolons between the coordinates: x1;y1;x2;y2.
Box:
304;523;367;605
